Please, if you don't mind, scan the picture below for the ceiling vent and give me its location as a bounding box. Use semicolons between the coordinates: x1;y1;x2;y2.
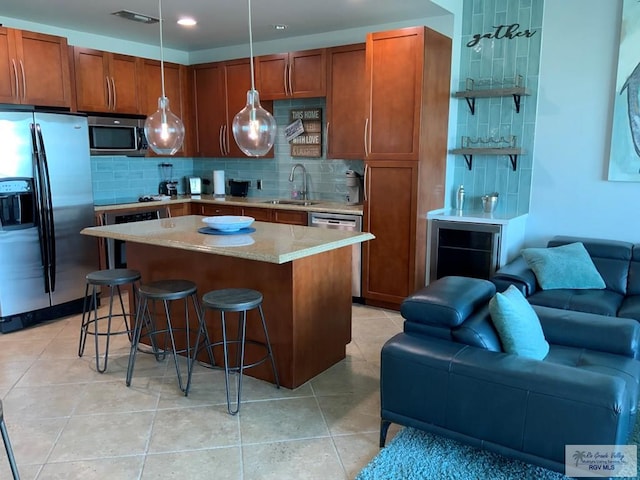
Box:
111;10;159;24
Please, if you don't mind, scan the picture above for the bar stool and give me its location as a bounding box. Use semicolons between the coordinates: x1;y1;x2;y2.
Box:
78;268;141;373
190;288;279;415
126;279;205;395
0;400;20;480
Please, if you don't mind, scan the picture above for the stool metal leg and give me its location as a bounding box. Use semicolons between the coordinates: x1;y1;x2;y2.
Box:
221;310;247;415
186;304;216;395
258;305;280;389
0;416;20;480
78;282;93;358
126;292;149;387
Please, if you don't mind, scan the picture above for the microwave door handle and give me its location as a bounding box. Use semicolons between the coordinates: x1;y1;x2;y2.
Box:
35;124;56;292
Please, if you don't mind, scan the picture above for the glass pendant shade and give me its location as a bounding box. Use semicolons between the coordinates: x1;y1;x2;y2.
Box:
144;96;185;155
232;89;277;157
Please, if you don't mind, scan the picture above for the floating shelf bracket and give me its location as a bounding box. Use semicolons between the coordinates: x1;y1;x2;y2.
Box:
462;153;473;170
464;97;476;115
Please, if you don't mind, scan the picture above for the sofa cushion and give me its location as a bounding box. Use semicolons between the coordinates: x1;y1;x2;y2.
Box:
528;289;624;317
489;285;549;360
549;236;632;295
627;244;640;295
451;306;503;352
544;344;640;415
619;295;640;322
521;242;606;290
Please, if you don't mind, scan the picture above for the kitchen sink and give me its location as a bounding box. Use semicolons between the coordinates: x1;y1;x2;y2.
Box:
261;199;320;206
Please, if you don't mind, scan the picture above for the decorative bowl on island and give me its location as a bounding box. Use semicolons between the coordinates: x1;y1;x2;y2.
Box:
202;215;255;232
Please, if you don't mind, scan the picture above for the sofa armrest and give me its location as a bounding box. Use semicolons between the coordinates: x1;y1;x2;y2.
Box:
534;305;640;359
492;256;538;295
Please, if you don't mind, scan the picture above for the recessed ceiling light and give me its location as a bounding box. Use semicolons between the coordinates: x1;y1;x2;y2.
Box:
177;17;197;27
273;24;288;31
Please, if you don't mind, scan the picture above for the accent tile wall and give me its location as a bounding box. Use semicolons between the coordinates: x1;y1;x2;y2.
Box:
91;98;363;205
452;0;543;216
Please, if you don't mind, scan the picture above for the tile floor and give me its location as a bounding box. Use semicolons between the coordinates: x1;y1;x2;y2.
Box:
0;302;403;479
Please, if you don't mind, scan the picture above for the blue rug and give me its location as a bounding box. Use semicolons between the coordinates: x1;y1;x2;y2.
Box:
356;425;640;480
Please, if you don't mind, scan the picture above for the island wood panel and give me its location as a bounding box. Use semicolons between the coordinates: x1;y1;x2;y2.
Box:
126;242;352;389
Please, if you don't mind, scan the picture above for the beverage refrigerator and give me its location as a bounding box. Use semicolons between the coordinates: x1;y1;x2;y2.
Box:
0;109;97;332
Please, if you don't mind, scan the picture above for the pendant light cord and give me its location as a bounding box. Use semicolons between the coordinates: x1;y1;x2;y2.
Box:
158;0;166;99
248;0;256;92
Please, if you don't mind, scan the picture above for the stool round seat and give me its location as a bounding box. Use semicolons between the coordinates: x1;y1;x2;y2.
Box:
126;278;204;395
78;268;141;374
86;268;141;286
138;279;197;301
189;287;279;415
202;288;263;312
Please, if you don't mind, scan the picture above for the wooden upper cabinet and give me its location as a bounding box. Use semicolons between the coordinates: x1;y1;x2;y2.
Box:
192;59;273;159
255;49;326;100
193;62;226;157
139;59;193;156
365;27;425;161
326;44;366;159
73;47;141;114
0;27;71;108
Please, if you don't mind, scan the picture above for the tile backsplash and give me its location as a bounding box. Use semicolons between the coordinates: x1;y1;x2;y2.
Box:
91;98;364;205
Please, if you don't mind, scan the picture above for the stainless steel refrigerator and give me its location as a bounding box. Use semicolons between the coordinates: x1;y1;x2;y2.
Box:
0;109;97;332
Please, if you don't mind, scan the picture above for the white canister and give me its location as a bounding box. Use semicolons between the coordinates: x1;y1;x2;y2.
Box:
213;170;225;197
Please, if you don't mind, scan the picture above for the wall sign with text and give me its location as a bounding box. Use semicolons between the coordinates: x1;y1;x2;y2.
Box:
289;108;322;158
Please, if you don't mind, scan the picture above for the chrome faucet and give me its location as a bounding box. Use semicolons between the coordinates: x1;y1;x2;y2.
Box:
288;163;307;200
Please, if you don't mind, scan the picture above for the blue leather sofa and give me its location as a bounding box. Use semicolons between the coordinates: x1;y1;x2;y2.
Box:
492;236;640;321
380;276;640;475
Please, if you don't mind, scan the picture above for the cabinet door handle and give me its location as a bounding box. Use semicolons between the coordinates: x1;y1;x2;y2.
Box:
326;121;330;153
11;59;19;100
364;163;369;202
287;62;293;96
363;118;369;157
223;124;229;156
110;77;117;110
105;77;112;110
218;125;224;156
282;63;288;96
19;60;26;101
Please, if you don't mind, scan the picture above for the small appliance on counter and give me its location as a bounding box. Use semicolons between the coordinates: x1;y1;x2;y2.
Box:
345;170;362;205
158;162;178;196
229;179;250;197
187;176;202;195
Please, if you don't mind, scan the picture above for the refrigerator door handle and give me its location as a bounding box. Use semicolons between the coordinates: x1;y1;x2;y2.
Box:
35;123;56;292
30;123;49;293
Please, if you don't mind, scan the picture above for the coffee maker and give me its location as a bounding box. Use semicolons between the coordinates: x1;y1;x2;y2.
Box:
345;169;362;205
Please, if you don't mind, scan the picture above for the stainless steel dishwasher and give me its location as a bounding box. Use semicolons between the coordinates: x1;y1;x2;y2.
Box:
308;212;363;298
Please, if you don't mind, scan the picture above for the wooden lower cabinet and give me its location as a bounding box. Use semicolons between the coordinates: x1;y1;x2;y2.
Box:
272;209;307;226
166;202;190;217
196;204;241;216
242;206;272;222
362;161;424;308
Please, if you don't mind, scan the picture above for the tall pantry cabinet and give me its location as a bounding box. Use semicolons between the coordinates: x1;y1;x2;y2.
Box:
362;26;451;308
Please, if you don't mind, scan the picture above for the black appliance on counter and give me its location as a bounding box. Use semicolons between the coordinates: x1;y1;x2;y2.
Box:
229;180;250;197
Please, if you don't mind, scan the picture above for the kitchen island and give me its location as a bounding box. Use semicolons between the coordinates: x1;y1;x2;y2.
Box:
81;215;374;388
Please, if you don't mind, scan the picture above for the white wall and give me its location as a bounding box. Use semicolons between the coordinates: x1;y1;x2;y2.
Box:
528;0;640;245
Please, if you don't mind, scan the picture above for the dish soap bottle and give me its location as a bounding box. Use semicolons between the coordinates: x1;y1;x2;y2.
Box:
455;185;465;211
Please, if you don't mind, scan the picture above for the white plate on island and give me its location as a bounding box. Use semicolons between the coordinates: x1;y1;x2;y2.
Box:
202;215;255;232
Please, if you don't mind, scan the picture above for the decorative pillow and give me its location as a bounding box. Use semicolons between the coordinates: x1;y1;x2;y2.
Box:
489;285;549;360
521;242;606;290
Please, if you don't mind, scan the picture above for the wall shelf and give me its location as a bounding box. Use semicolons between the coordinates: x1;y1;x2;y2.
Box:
450;147;524;171
454;78;530;115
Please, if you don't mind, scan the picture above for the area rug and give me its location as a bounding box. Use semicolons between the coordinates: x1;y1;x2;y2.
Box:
356;424;640;480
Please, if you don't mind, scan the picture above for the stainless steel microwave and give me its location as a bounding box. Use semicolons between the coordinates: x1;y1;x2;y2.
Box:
87;115;148;156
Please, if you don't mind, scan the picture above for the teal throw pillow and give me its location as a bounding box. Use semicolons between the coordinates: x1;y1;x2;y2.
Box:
489;285;549;360
521;242;606;290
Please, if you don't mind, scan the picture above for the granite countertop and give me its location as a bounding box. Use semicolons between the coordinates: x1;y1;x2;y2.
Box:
427;209;528;226
94;195;364;216
81;215;374;264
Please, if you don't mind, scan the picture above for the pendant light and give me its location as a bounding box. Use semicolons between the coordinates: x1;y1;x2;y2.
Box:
144;0;185;155
232;0;277;157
